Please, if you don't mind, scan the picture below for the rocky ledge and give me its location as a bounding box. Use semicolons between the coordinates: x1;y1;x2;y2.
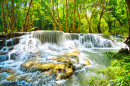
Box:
0;49;91;83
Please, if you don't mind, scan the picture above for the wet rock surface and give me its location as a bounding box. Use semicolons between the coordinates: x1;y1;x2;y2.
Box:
0;49;91;84
118;48;129;54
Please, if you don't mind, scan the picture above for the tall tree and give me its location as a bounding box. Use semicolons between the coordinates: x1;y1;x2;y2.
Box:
5;0;10;30
125;0;130;36
23;0;32;31
72;0;76;33
97;0;105;33
77;1;81;33
1;0;5;32
66;0;68;32
52;0;56;30
57;0;62;31
89;0;100;33
68;0;71;33
11;0;15;36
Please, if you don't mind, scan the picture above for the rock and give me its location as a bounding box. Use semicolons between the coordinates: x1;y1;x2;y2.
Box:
0;68;12;73
7;72;20;81
0;40;5;50
44;69;54;75
54;64;65;70
56;57;70;62
0;51;8;55
7;32;25;38
7;72;29;81
13;37;20;45
28;50;44;59
118;48;129;54
6;40;13;46
21;61;55;72
73;64;83;70
8;48;81;82
83;59;91;66
27;27;39;32
55;49;79;63
56;67;73;81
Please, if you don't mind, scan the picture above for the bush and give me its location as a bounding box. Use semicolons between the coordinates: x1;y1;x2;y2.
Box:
87;52;130;86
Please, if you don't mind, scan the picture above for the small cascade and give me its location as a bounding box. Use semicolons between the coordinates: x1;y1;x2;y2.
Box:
31;30;115;48
79;34;113;48
70;33;79;40
0;30;127;86
32;30;65;45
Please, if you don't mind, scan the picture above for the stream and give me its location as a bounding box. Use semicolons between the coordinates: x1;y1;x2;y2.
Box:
0;31;126;86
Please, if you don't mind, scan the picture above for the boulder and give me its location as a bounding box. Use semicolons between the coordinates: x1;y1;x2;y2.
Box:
0;51;8;55
118;48;129;54
82;59;91;66
21;61;54;72
7;72;30;81
56;67;73;81
55;49;79;63
0;68;12;73
0;40;5;50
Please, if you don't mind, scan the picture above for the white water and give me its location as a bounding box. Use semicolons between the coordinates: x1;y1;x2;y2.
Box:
0;31;127;86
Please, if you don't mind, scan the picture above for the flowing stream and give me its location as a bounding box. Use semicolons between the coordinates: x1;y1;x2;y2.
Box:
0;31;126;86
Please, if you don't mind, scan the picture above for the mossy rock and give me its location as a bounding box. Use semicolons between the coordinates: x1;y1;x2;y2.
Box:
27;27;39;32
101;34;111;39
118;48;129;54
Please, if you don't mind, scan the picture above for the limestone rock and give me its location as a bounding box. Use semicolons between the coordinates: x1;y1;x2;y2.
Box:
21;61;54;72
0;68;12;73
118;48;129;54
7;72;29;81
0;51;8;55
83;59;91;66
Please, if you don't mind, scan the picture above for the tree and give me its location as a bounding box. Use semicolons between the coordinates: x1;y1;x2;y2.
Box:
1;0;5;32
77;0;81;33
52;0;56;30
11;0;15;36
125;0;130;36
5;0;10;30
23;0;33;31
57;0;62;31
97;0;105;33
72;0;76;33
66;0;68;32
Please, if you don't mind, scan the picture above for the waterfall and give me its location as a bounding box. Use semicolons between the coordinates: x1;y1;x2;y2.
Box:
32;31;114;48
0;30;127;86
32;30;65;45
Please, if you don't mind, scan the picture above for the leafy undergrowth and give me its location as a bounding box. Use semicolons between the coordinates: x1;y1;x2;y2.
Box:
87;52;130;86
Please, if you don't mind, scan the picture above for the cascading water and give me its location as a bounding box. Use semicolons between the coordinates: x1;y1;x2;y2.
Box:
0;31;127;86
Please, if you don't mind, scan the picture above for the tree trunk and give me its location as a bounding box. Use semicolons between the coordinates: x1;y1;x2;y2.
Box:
1;0;5;33
52;0;56;31
11;0;15;37
125;0;130;12
77;3;80;33
5;0;10;30
97;2;105;33
68;1;71;33
57;0;62;31
23;0;32;31
125;0;130;36
72;0;76;33
27;12;30;30
66;0;68;32
89;0;100;33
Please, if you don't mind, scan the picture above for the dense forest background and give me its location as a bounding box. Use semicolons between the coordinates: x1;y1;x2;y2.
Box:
0;0;130;36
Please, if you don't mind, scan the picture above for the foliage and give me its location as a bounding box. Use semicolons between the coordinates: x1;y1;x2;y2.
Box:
87;52;130;86
0;0;129;35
